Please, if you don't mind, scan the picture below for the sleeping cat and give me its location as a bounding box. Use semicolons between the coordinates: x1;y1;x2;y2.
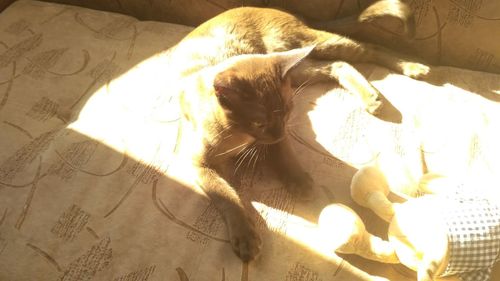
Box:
170;0;429;261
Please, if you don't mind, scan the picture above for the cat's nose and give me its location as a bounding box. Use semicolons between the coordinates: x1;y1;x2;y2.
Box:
256;125;284;144
266;126;284;141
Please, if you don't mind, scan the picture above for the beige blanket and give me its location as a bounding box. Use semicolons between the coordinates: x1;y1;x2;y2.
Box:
1;1;499;280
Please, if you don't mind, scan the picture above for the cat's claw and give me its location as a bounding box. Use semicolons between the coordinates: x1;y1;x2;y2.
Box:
228;217;262;262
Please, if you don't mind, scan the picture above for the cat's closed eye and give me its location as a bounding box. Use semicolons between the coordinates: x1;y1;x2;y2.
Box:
251;121;266;129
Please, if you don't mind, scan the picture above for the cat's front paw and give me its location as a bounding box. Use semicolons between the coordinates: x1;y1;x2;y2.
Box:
399;62;430;79
286;172;315;201
227;216;262;262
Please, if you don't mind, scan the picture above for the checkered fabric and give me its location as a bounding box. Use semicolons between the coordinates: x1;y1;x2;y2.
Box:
439;194;500;281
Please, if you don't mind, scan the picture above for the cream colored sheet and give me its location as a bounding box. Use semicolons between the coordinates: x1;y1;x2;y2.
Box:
1;1;499;280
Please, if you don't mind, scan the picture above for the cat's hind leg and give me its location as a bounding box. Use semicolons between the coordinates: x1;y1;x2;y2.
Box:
303;29;430;79
289;58;383;115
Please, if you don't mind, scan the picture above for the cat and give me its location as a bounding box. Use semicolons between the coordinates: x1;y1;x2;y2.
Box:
170;0;430;261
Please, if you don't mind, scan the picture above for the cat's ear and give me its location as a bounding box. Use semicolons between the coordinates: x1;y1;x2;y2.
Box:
275;45;315;78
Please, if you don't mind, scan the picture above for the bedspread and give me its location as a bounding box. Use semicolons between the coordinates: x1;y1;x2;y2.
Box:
1;1;499;280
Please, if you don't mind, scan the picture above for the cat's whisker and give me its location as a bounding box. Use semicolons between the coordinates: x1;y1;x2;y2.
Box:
234;156;246;176
292;86;310;99
243;146;256;169
214;141;250;157
236;142;251;156
234;145;256;176
236;144;255;163
286;121;308;127
252;145;265;174
292;78;313;99
245;146;258;175
295;78;311;93
213;125;233;141
247;146;259;175
235;150;247;170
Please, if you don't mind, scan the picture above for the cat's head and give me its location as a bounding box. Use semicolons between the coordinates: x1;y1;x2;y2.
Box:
213;47;313;144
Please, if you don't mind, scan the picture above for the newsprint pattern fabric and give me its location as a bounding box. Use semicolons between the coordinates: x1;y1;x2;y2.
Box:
441;195;500;281
2;1;500;281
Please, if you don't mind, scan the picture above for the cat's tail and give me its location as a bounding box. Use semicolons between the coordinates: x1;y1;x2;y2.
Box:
307;0;416;39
